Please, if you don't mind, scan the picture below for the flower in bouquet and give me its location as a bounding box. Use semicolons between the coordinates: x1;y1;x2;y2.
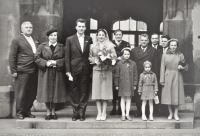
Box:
97;51;112;68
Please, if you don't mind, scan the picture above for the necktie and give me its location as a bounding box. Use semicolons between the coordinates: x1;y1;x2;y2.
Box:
50;45;55;53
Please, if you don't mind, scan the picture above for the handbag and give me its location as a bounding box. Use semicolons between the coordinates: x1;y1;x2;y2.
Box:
154;95;159;104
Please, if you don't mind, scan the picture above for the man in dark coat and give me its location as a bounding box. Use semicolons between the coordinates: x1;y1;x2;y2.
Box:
130;33;158;117
154;34;170;116
110;29;130;115
150;33;163;50
9;21;39;120
65;18;93;121
150;33;162;116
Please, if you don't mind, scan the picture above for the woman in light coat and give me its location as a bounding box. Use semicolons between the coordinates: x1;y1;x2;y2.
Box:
160;39;188;121
89;29;117;121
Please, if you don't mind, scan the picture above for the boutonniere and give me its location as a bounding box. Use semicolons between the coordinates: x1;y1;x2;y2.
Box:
35;41;39;44
85;41;88;43
126;64;130;67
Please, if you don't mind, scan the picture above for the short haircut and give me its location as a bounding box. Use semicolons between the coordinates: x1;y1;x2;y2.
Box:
140;33;149;39
96;28;107;37
151;33;159;38
21;21;32;31
161;35;170;40
114;29;123;35
76;18;86;26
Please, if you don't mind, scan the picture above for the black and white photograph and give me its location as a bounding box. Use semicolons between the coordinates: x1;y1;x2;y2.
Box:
0;0;200;135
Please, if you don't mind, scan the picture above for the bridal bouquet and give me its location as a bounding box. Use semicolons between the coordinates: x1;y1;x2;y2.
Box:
95;50;113;69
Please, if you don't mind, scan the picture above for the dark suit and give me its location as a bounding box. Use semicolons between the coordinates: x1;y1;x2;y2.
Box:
9;34;38;116
65;34;92;117
150;44;163;50
154;47;169;116
111;40;130;112
131;45;158;116
112;40;130;57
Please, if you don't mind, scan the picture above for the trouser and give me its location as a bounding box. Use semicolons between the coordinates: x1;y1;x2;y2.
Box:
112;88;121;110
14;70;38;116
154;84;169;116
70;74;90;116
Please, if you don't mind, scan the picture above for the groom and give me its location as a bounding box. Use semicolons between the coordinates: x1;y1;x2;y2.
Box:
65;18;93;121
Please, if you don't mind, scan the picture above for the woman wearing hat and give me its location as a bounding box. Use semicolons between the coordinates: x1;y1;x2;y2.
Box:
160;39;188;121
35;30;67;120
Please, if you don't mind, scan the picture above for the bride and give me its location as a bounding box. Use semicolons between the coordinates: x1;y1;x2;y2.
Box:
89;29;117;121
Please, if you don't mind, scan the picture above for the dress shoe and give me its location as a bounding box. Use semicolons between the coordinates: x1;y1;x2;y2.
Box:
101;114;107;121
80;115;85;121
51;113;58;120
45;114;51;120
121;116;126;121
142;115;147;121
24;113;35;118
110;109;116;115
16;115;24;120
126;116;132;121
174;115;179;121
168;115;173;120
96;114;101;121
72;115;79;121
149;115;154;121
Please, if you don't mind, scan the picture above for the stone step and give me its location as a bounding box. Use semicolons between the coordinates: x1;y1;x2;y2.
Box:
16;108;194;129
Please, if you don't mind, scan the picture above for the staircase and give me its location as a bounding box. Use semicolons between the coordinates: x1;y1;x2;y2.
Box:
16;106;194;129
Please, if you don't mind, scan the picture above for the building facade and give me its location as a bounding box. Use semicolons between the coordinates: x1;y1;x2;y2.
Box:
0;0;200;118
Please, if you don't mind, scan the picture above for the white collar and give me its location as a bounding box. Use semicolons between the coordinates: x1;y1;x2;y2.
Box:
77;33;85;38
22;33;32;38
115;39;122;45
49;41;57;47
152;44;158;48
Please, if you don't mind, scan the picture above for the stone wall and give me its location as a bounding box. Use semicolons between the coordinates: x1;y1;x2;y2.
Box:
163;0;200;117
0;0;20;86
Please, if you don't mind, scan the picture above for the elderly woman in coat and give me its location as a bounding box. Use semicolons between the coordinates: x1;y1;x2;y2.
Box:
160;39;188;121
35;30;67;120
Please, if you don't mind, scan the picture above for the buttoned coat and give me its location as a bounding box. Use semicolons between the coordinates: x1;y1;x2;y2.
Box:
65;34;93;75
160;52;186;105
114;59;138;97
112;40;130;57
130;45;158;102
138;71;158;100
35;42;67;103
131;45;158;76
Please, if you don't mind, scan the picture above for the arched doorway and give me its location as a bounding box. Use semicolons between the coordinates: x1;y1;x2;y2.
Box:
63;0;163;45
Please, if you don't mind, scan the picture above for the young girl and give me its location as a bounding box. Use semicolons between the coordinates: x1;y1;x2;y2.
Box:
138;61;158;121
114;48;138;121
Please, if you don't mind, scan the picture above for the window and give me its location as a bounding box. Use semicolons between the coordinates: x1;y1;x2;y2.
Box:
159;22;163;45
113;17;147;48
89;18;98;43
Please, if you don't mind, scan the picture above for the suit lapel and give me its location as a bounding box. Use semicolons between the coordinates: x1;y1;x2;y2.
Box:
54;43;61;54
73;35;82;54
20;35;33;51
44;43;52;55
137;46;150;59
